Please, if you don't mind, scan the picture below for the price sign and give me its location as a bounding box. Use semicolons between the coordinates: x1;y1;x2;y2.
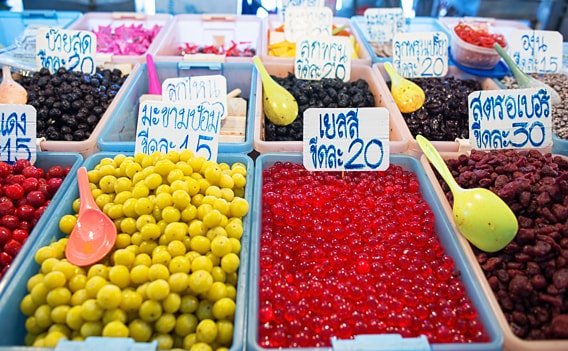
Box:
364;8;405;43
0;105;37;164
285;6;332;43
393;32;449;78
35;28;97;75
303;107;389;171
161;75;227;119
135;83;227;161
468;88;552;150
508;30;563;74
295;36;352;81
278;0;324;16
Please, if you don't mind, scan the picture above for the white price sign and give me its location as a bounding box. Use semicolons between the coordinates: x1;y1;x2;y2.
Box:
135;75;227;161
294;36;352;81
393;32;449;78
0;105;37;164
284;6;332;43
508;30;563;74
364;8;405;43
161;75;228;119
35;28;97;75
303;107;389;171
469;88;552;150
278;0;324;16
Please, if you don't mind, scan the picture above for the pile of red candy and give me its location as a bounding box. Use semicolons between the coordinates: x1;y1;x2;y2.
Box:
94;24;162;55
454;22;507;48
178;41;255;57
0;160;69;279
258;162;488;348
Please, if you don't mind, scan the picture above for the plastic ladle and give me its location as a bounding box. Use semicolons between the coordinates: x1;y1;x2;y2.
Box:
66;167;117;266
417;135;518;253
0;65;28;104
383;62;425;113
252;56;298;126
494;43;561;105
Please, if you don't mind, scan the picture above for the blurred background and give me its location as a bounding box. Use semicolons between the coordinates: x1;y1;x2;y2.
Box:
1;0;567;35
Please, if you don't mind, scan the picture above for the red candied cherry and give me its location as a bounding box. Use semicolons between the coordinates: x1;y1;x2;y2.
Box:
22;178;39;193
13;159;30;173
16;205;35;221
3;239;22;257
47;166;65;179
12;229;28;243
37;183;49;197
0;197;14;216
6;174;25;185
0;251;12;267
47;178;63;196
0;226;11;245
4;184;24;200
19;221;31;231
26;191;46;208
1;215;20;230
34;206;48;220
21;166;39;178
0;162;11;177
64;166;71;175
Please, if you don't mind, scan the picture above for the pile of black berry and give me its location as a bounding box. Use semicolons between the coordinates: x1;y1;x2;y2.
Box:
265;73;375;141
400;77;481;141
17;67;128;141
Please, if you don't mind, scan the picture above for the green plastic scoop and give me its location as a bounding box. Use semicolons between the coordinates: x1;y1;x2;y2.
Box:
494;43;561;105
384;62;425;113
417;135;518;253
253;56;299;126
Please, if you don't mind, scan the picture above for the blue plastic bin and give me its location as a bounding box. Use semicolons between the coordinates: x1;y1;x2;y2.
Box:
350;16;449;64
247;154;503;351
98;62;257;155
0;152;83;292
0;10;81;48
552;134;568;155
0;152;254;351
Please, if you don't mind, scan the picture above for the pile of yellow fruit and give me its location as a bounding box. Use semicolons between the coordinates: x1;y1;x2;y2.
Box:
20;151;249;351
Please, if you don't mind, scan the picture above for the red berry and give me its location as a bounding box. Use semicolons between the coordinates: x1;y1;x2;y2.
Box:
47;166;65;179
16;204;35;221
0;251;12;267
22;177;39;193
26;191;46;208
12;229;28;243
4;184;24;200
64;166;71;175
1;215;19;230
6;174;25;185
0;226;11;245
21;166;38;178
19;220;31;231
0;197;14;216
34;206;48;220
3;239;22;257
0;162;11;177
13;159;30;173
47;177;63;196
37;183;49;197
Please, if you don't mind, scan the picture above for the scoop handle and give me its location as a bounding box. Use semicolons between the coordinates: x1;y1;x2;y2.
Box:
383;62;401;86
2;66;13;83
146;54;162;95
416;135;460;194
494;43;531;87
77;167;98;212
252;56;275;87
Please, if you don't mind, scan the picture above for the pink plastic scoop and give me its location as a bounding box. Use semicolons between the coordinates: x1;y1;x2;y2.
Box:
66;167;117;266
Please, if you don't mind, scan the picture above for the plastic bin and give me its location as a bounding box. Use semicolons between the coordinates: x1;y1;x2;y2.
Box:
68;12;172;64
439;17;530;45
372;63;555;158
0;151;254;351
0;10;81;48
261;15;372;66
450;28;502;70
154;14;262;63
247;153;503;351
350;16;449;64
420;151;568;351
98;61;258;154
253;62;411;153
31;65;134;157
0;152;83;290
